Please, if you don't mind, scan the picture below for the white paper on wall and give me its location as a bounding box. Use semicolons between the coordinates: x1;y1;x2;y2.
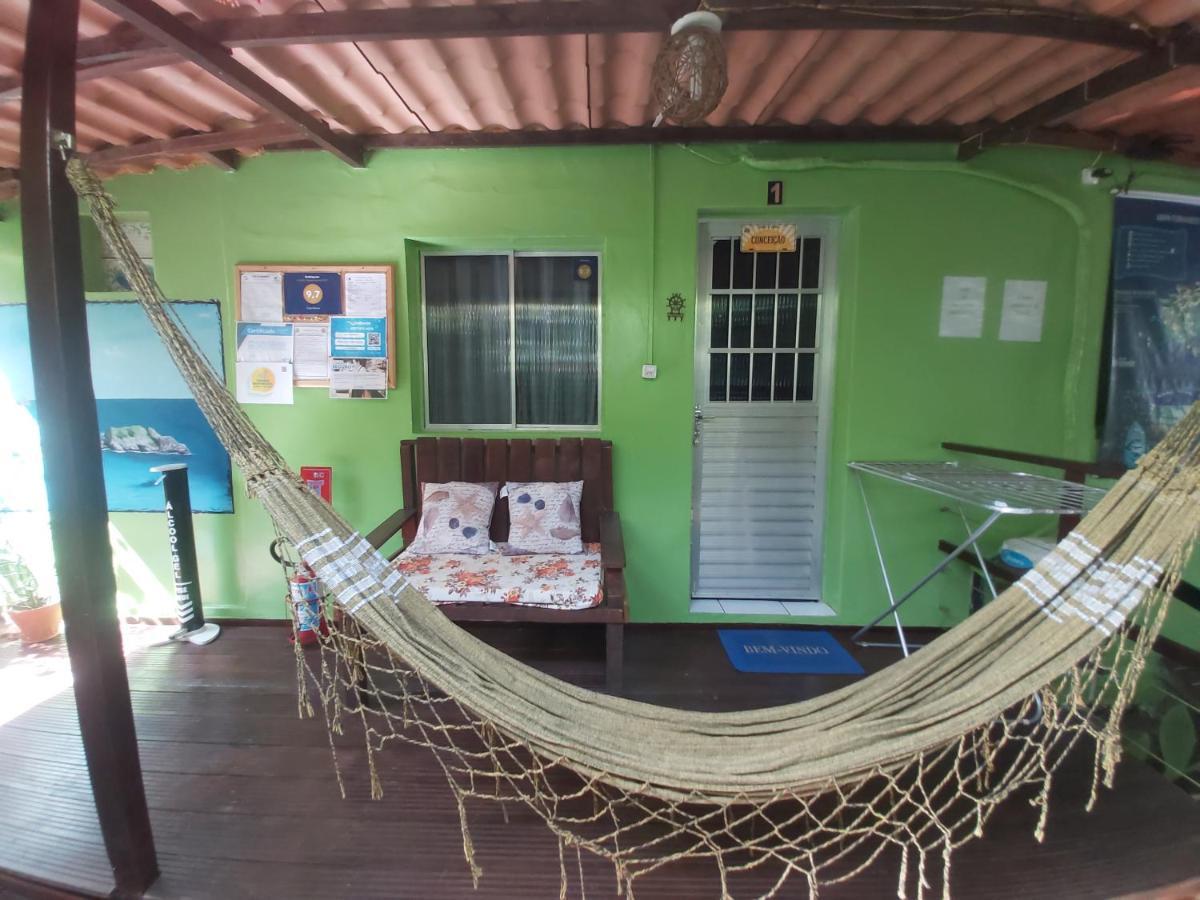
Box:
938;276;987;339
235;322;293;363
999;279;1047;342
329;357;387;399
240;271;284;322
293;322;331;380
236;361;294;405
344;272;388;317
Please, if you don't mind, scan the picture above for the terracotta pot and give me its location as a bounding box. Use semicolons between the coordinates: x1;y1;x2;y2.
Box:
9;601;63;644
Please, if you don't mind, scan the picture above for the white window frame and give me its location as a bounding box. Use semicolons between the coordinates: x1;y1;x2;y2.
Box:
420;250;603;432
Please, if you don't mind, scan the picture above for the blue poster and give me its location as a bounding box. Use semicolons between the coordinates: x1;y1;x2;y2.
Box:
283;271;342;317
1100;194;1200;467
0;301;234;514
329;316;387;359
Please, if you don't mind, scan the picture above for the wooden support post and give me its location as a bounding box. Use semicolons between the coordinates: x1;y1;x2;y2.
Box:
19;0;159;895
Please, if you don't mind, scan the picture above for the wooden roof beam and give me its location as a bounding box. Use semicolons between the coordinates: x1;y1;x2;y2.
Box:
85;119;1140;158
15;120;1190;182
85;122;299;165
0;1;1176;103
198;150;238;172
191;1;1167;50
87;0;365;167
72;120;1166;164
960;30;1200;160
88;122;965;164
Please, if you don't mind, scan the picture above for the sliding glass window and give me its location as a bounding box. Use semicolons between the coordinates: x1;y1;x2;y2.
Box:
422;253;600;429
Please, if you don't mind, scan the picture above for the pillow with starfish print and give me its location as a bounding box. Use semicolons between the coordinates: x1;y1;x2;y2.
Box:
500;481;584;555
406;481;498;555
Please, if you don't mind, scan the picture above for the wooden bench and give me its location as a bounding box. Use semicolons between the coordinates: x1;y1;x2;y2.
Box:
367;437;628;691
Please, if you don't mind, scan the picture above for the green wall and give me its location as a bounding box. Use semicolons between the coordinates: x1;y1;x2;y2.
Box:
1;142;1198;646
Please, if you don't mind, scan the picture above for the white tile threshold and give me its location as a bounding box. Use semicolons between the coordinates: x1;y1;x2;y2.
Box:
690;599;837;617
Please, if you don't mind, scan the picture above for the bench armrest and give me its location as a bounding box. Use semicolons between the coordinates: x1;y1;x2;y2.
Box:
366;507;418;550
600;509;625;570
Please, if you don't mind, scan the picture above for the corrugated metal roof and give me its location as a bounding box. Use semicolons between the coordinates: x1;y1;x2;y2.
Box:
1;0;1199;175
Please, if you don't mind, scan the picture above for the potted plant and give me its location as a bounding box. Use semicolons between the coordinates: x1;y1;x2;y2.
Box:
0;543;61;644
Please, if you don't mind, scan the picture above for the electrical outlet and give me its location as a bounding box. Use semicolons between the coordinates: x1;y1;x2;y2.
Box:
641;364;658;380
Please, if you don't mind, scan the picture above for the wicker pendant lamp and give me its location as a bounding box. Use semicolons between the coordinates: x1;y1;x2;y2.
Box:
651;10;729;125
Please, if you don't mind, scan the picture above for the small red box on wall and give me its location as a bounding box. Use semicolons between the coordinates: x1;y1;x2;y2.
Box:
300;466;332;503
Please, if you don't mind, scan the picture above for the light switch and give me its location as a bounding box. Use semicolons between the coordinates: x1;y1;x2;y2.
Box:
641;364;658;380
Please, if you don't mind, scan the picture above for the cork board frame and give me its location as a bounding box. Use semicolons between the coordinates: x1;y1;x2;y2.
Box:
234;263;396;389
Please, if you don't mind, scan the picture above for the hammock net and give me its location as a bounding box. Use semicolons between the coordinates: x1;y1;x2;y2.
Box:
68;159;1200;899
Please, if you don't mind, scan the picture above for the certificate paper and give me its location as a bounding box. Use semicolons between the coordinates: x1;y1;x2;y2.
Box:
293;323;330;380
235;322;293;363
329;357;387;399
236;361;294;405
999;279;1047;342
344;272;388;317
284;272;342;317
330;316;387;359
938;276;987;339
240;272;284;322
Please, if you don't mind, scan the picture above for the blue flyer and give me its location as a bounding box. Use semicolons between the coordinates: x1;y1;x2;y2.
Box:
283;271;342;316
329;316;388;359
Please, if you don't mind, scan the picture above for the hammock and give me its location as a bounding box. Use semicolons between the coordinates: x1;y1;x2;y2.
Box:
68;159;1200;899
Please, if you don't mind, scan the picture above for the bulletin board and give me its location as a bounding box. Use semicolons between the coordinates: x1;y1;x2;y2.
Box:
234;264;397;389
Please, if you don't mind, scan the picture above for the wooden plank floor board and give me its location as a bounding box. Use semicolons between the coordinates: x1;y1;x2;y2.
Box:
0;624;1197;899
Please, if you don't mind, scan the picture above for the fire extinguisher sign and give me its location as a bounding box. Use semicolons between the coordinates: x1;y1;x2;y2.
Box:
300;466;333;503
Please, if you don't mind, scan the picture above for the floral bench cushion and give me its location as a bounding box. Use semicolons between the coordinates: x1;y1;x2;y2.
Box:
394;543;604;610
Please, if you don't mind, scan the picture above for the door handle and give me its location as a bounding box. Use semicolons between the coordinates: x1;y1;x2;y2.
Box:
693;406;703;445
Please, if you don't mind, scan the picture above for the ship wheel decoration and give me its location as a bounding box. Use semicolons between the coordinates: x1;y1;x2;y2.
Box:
666;293;686;321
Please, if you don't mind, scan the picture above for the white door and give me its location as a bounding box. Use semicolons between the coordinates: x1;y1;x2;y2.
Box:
691;218;838;601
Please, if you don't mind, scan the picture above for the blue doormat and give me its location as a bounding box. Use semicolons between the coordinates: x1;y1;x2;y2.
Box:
718;629;865;675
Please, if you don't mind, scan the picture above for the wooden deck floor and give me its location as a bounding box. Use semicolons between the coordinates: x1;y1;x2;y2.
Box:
0;623;1197;899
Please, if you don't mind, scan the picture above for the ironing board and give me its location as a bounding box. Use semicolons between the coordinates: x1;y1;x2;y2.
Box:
847;460;1109;657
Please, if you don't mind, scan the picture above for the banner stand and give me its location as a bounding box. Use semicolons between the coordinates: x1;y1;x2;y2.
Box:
152;463;221;646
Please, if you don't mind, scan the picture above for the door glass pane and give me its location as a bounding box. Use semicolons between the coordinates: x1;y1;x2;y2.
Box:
801;237;822;289
797;353;816;401
710;295;730;349
730;295;752;347
424;254;512;425
753;295;775;348
709;352;728;401
754;251;777;290
776;294;797;348
711;239;731;289
729;352;750;401
732;242;755;289
774;352;796;400
778;246;801;288
513;255;599;426
751;353;772;401
798;294;819;348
